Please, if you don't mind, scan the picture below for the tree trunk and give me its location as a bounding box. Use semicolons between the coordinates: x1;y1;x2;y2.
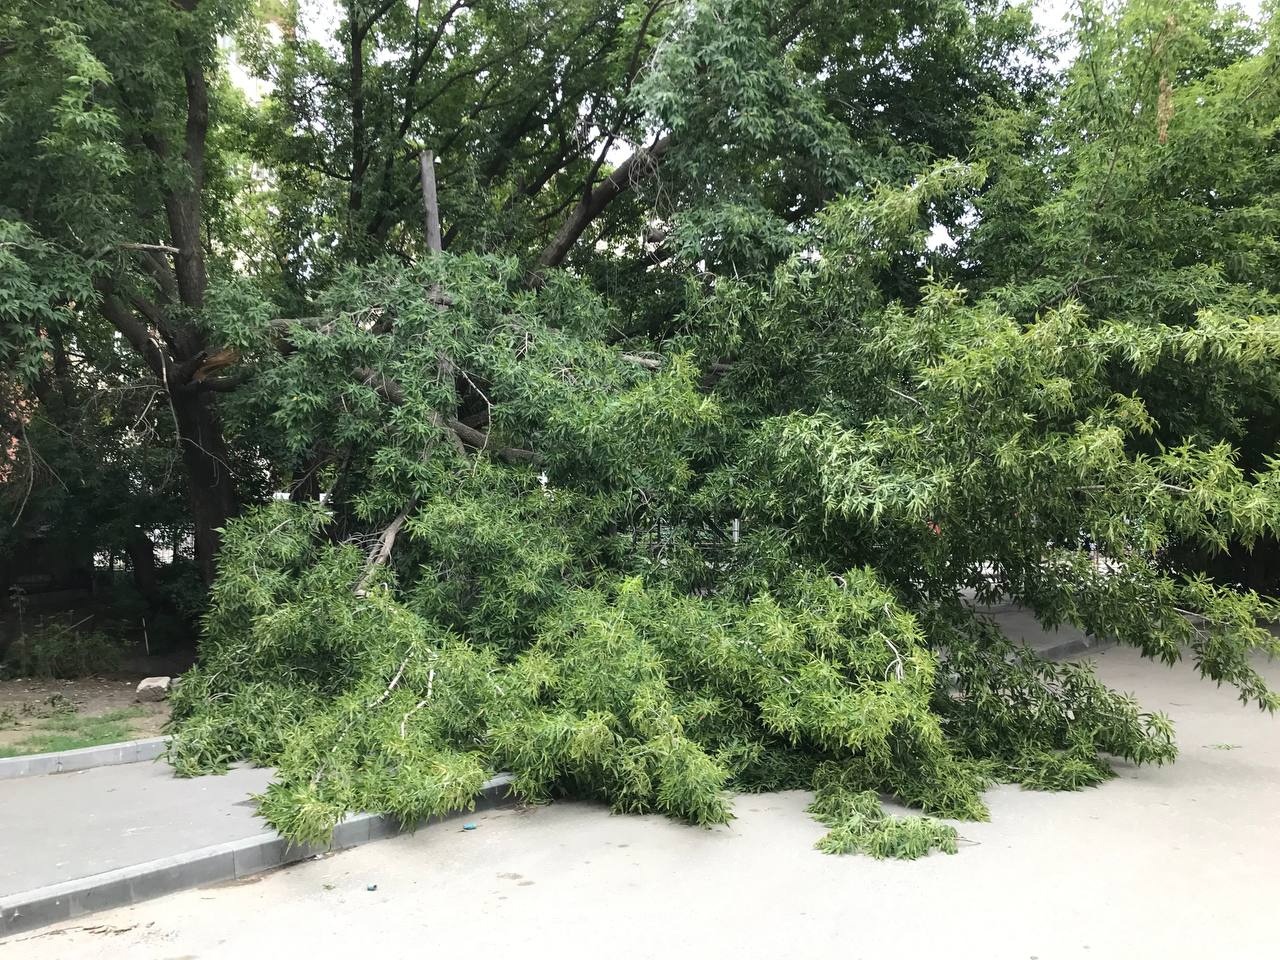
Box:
172;389;237;585
168;21;235;585
125;532;160;603
92;4;239;590
536;134;673;269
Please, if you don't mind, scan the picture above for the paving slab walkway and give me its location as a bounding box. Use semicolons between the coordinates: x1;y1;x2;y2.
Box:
975;599;1098;658
0;762;274;897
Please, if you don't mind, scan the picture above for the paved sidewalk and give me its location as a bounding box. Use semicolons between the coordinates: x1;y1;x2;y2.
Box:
976;600;1098;658
0;762;273;897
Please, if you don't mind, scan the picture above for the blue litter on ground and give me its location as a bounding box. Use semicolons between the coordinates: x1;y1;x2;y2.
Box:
463;823;477;831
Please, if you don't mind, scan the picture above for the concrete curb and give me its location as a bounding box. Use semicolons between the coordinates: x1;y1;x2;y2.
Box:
0;736;170;780
0;773;514;938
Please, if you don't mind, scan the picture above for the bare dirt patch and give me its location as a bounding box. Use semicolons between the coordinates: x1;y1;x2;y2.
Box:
0;676;171;754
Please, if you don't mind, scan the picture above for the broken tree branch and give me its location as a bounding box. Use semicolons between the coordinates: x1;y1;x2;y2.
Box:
430;411;468;458
621;353;662;370
95;281;171;381
419;149;442;254
118;242;180;254
447;417;540;464
354;498;417;596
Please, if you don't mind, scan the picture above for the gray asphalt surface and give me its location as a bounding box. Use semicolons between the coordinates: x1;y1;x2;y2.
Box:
5;645;1279;960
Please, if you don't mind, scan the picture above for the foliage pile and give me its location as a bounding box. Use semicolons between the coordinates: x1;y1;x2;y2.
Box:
171;501;1184;855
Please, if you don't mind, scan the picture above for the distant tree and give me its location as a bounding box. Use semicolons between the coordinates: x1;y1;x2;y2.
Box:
966;0;1280;589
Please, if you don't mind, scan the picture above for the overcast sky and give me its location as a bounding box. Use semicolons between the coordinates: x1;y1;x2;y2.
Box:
1036;0;1266;35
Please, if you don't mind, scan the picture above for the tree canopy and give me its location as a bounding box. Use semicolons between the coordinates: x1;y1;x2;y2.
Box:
3;0;1280;857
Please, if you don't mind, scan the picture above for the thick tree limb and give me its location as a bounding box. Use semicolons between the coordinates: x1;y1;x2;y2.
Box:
128;293;179;349
357;366;405;402
137;249;180;304
118;242;180;254
94;281;171;380
620;352;734;390
354;497;417;596
429;412;468;458
446;417;540;464
619;351;735;390
535;134;673;270
621;353;662;370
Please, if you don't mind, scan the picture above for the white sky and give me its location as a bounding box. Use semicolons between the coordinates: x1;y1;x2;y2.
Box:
1036;0;1267;36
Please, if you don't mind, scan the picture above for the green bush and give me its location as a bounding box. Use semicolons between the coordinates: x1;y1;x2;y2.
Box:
2;616;122;679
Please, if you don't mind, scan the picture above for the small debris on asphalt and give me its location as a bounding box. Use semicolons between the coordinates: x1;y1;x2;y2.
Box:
463;823;477;831
366;883;378;891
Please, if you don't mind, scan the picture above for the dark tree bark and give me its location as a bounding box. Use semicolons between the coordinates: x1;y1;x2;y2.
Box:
171;389;237;584
125;532;160;604
160;18;239;584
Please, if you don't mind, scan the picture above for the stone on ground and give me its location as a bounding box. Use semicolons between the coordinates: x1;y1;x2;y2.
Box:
134;676;172;702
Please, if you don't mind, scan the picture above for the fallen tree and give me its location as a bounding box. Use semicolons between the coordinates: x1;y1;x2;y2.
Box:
169;167;1280;858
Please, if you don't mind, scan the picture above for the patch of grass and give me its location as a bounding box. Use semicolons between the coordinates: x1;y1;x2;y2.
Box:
0;707;147;758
